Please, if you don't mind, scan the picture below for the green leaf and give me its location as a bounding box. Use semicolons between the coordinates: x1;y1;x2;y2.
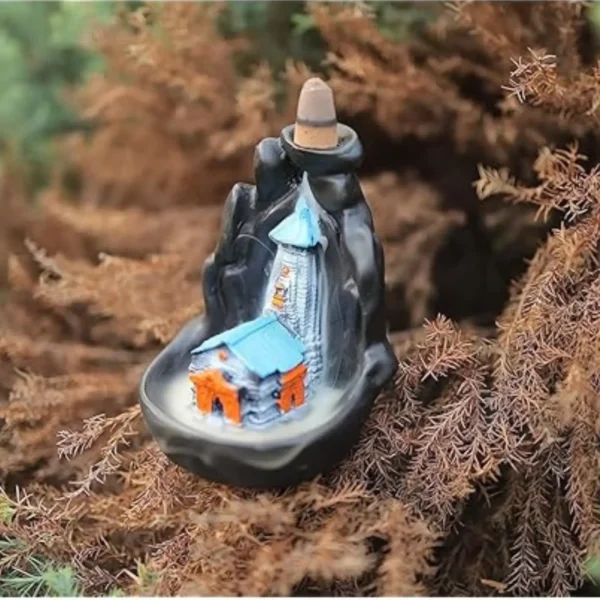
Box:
291;13;315;36
0;0;116;191
0;550;83;597
108;587;127;597
372;1;441;42
0;494;15;525
42;566;81;597
585;553;600;584
590;1;600;32
136;561;159;588
49;1;114;47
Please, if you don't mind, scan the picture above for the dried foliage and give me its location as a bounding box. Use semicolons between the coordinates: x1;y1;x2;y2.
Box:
312;1;589;164
366;172;465;327
3;1;600;597
60;2;307;210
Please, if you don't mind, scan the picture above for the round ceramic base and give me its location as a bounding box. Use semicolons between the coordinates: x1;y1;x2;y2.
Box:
139;315;395;489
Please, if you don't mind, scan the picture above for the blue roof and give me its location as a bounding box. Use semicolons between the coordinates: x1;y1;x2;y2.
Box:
269;196;321;248
191;314;305;378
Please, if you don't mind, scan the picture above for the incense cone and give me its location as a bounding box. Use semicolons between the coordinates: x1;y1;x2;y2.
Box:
293;77;338;150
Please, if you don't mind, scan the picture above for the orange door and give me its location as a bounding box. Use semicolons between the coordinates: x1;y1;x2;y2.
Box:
278;364;307;412
190;370;241;424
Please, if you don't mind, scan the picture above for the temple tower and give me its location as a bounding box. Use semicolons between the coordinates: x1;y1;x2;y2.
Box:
262;192;323;392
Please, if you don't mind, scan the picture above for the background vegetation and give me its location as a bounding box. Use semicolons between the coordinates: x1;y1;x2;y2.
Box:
2;0;600;596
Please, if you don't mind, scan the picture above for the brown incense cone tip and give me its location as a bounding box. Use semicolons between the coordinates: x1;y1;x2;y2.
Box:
293;77;338;150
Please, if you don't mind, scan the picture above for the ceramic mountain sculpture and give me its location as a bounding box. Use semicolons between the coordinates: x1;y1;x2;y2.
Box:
140;78;398;489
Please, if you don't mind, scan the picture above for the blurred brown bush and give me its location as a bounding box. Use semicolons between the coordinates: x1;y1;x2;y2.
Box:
2;1;600;596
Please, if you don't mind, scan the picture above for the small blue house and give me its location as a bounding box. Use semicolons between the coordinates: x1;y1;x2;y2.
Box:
189;314;307;426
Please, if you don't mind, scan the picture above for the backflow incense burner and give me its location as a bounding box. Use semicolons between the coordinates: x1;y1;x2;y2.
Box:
139;78;398;489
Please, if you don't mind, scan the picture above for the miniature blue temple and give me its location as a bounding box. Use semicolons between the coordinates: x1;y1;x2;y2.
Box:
189;194;324;427
193;313;304;379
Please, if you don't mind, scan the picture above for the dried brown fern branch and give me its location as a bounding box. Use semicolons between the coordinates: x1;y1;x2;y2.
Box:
365;173;465;328
312;1;588;164
0;370;138;482
33;251;202;347
59;3;299;210
473;145;600;595
58;405;143;498
3;1;600;597
505;48;600;126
